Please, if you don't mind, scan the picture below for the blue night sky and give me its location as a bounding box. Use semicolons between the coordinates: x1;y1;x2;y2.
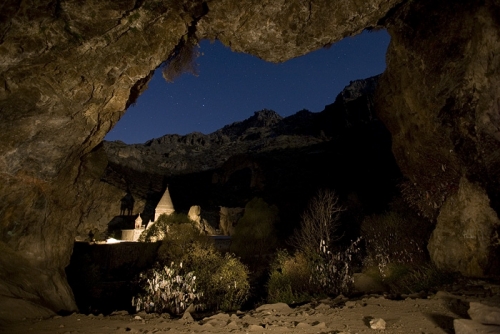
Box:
105;30;390;144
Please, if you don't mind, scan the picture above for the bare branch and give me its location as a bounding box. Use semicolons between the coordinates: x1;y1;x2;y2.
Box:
290;189;344;254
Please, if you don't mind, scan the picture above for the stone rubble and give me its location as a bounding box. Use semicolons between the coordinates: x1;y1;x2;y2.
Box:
454;302;500;334
4;283;500;333
369;317;386;330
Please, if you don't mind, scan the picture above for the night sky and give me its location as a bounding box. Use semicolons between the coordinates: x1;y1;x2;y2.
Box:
105;30;390;144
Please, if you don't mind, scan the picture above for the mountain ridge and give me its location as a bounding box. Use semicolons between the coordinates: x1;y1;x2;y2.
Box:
103;75;380;177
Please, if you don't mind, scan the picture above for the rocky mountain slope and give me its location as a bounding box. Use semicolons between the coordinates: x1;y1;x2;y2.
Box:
104;76;381;177
104;109;325;176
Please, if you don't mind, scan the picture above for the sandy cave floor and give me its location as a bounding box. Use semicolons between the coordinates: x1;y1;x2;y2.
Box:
2;286;500;334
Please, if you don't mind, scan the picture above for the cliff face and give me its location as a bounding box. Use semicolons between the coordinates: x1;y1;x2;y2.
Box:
376;0;500;276
0;0;499;318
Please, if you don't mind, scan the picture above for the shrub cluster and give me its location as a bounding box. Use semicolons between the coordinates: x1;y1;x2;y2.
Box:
231;197;279;258
266;189;452;303
139;212;194;243
359;199;455;293
267;237;361;303
267;190;362;303
361;201;431;278
132;262;201;315
182;243;250;311
386;263;456;294
134;213;249;314
267;250;312;304
310;238;362;296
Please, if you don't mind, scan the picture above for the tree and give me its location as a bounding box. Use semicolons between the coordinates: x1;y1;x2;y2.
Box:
231;197;279;258
290;189;344;255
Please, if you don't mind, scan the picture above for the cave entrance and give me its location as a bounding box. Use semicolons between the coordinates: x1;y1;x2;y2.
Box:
105;30;390;144
70;29;396;315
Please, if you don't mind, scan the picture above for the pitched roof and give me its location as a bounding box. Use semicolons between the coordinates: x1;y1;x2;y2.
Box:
154;187;175;220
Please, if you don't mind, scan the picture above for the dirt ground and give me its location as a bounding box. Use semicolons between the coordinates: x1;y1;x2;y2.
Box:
2;283;500;334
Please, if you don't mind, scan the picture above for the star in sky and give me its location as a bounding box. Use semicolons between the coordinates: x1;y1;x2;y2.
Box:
105;30;390;144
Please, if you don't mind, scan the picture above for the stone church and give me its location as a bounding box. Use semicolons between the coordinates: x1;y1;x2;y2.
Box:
121;187;175;241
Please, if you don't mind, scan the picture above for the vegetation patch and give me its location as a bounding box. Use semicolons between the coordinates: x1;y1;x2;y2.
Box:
134;213;250;313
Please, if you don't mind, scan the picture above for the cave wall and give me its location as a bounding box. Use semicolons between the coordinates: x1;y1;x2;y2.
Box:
0;0;194;316
0;0;401;318
376;0;500;276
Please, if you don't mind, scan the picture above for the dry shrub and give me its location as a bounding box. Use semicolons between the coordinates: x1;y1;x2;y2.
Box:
231;197;278;258
289;189;344;255
132;262;201;315
361;198;436;292
361;203;430;278
310;238;362;296
182;243;250;311
136;212;249;312
268;189;360;301
267;250;312;304
386;263;456;294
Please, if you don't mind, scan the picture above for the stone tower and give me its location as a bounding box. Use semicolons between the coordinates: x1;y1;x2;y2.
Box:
154;187;175;221
134;214;143;229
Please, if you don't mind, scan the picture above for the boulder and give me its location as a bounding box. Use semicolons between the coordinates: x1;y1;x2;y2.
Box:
369;318;386;330
219;207;244;236
454;319;500;334
428;178;500;277
469;302;500;326
188;205;202;224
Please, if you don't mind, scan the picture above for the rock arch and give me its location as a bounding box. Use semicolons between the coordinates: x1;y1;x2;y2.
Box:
0;0;499;318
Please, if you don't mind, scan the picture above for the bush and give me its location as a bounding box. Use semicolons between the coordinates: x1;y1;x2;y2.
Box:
383;263;455;294
309;238;362;296
181;243;250;311
157;223;212;263
140;213;212;262
133;243;250;313
132;262;201;315
359;200;453;294
136;213;250;313
231;198;279;258
267;250;312;304
267;238;362;303
361;201;431;278
289;189;344;255
139;212;194;242
273;189;360;298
